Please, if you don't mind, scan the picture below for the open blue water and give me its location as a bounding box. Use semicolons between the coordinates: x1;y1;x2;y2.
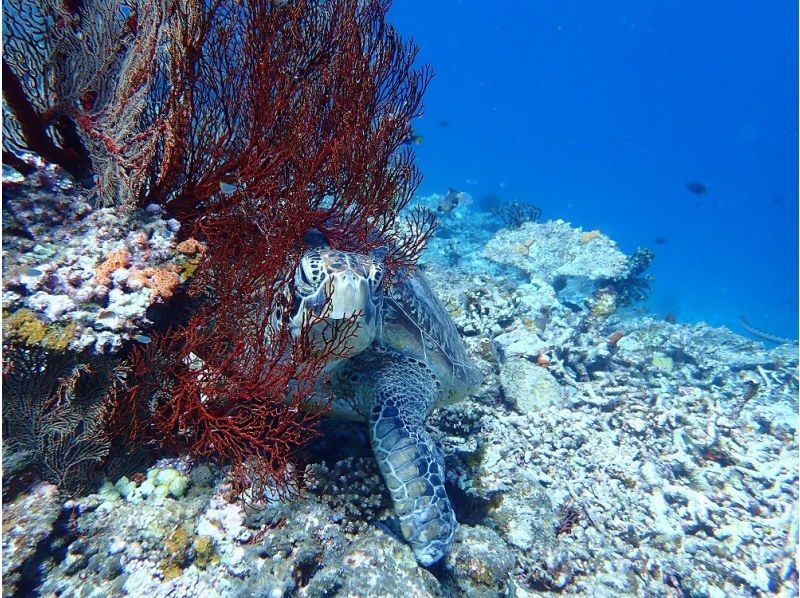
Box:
391;1;798;339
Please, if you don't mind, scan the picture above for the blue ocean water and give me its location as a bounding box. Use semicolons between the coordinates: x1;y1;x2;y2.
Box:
391;1;799;339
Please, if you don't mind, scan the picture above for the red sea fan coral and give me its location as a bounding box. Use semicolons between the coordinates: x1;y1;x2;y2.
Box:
2;0;179;204
151;0;431;247
124;213;364;495
9;0;434;497
120;0;435;491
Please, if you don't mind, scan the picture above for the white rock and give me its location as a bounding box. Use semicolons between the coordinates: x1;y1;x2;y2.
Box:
500;358;561;413
111;268;130;287
27;292;76;321
108;538;126;555
494;329;547;360
640;462;661;488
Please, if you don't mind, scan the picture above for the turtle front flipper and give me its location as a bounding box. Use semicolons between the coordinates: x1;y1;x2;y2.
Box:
363;352;456;566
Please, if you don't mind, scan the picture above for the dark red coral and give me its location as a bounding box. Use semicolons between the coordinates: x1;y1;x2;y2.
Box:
125;215;362;495
151;1;432;249
121;2;433;494
9;0;434;497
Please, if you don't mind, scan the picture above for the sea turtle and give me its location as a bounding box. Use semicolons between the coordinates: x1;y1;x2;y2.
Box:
287;244;483;566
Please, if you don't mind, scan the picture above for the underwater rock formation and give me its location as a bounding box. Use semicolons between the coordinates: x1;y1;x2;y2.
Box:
1;481;62;597
4;236;796;597
2;0;797;596
481;220;629;310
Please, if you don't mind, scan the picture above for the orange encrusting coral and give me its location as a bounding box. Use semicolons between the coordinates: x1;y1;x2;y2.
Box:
175;238;206;255
129;267;181;301
94;250;132;286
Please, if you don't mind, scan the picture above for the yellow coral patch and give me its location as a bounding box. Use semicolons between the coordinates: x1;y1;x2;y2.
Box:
580;230;601;244
159;526;191;579
3;309;76;350
179;257;202;281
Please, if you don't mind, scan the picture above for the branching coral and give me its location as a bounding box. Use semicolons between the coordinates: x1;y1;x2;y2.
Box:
124;238;362;496
147;0;434;280
3;0;178;204
304;457;389;534
2;344;127;496
591;246;655;313
492;200;542;229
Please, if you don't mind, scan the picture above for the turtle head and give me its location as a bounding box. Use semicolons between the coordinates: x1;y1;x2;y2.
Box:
287;248;385;357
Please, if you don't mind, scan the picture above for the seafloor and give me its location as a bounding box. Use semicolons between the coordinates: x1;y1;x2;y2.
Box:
2;162;798;598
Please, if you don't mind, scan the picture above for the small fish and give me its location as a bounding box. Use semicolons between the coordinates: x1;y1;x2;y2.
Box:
134;334;152;344
401;130;423;146
534;307;551;332
685;181;708;195
437;187;461;213
665;313;677;324
438;120;450;127
97;309;115;319
654;237;668;245
22;267;43;276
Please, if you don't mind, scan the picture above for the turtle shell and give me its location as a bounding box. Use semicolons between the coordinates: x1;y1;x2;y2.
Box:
380;270;483;400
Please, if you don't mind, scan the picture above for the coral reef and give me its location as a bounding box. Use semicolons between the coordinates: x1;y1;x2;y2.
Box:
4;0;436;505
4;304;796;597
118;0;437;497
435;271;523;337
481;220;629;310
2;481;62;597
2;156;193;353
303;458;389;535
3;0;180;204
2;1;797;596
593;246;655;309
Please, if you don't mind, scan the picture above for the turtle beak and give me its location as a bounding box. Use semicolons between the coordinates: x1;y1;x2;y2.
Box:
328;272;369;320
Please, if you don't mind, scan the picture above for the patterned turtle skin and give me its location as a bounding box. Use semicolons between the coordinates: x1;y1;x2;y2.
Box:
288;247;482;566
